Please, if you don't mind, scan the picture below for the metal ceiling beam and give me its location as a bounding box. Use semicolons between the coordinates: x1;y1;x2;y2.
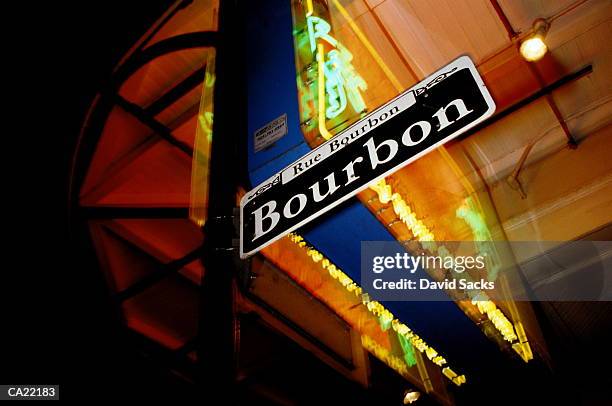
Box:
364;1;419;83
88;222;202;300
488;0;582;148
113;94;194;156
145;67;206;116
489;0;518;40
115;244;202;301
458;64;592;140
526;62;579;147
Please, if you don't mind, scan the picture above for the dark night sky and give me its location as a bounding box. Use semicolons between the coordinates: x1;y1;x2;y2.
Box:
3;1;196;400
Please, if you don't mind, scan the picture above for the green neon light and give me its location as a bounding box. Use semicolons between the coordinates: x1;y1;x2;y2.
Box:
456;197;502;280
378;313;392;331
334;45;367;114
307;15;337;52
304;14;367;120
321;50;347;118
397;331;417;367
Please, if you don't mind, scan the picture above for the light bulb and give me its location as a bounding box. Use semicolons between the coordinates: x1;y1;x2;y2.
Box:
520;18;550;62
520;36;548;61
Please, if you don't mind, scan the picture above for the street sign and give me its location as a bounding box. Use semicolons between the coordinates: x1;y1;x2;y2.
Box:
240;56;495;258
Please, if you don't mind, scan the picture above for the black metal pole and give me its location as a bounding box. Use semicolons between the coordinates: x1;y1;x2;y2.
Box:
198;0;244;402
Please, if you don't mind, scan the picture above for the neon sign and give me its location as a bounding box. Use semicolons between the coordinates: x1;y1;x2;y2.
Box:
295;1;368;133
307;15;367;119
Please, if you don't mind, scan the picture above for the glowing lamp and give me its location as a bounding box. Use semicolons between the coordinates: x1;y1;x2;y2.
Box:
403;390;421;404
520;18;550;62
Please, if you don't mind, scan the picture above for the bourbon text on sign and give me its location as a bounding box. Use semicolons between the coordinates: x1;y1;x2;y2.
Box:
240;56;495;258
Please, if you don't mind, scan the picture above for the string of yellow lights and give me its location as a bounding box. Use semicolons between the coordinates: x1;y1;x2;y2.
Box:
288;233;467;386
361;335;409;377
369;178;435;241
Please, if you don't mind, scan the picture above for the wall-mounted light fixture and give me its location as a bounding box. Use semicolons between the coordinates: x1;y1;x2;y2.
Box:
520;18;550;62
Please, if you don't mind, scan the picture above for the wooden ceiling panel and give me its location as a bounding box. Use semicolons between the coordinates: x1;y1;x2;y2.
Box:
328;0;370;32
478;47;542;111
490;126;612;240
549;21;612;138
497;0;582;33
462;98;561;185
331;9;417;104
364;0;385;8
372;0;508;77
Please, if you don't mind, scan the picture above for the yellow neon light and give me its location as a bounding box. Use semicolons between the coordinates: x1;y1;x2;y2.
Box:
306;0;314;17
413;350;434;393
512;321;534;362
288;233;466;386
442;367;467;386
317;43;334;141
500;273;534;362
471;292;532;361
368;177;528;356
472;299;518;342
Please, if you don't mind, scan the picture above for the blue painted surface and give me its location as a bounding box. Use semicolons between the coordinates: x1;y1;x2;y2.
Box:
246;0;309;183
244;0;509;381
